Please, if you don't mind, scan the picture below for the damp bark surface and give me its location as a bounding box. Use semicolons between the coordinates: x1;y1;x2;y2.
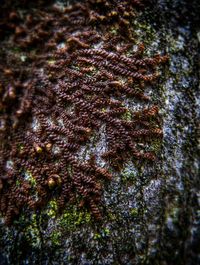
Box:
0;0;199;265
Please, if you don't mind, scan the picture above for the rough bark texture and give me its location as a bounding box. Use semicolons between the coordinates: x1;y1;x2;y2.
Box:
0;0;199;265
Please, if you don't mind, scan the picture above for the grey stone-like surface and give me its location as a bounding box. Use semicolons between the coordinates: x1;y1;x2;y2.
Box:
0;0;199;264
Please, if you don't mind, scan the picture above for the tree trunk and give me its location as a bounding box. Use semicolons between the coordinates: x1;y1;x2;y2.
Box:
0;0;199;264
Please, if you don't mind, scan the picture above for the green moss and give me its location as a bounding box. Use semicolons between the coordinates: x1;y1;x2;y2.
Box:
59;206;92;231
108;212;117;221
102;227;110;236
94;227;110;240
12;212;41;248
165;201;181;225
29;177;37;188
133;19;156;50
94;233;101;240
17;143;24;151
130;208;138;217
121;169;137;183
101;107;107;113
26;213;41;248
67;165;73;176
46;199;58;218
25;170;37;188
48;59;56;65
170;207;180;224
15;179;21;187
122;109;132;121
50;230;61;246
148;138;162;153
110;26;118;35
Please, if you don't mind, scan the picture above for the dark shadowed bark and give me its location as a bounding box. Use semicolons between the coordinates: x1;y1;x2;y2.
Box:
0;0;199;264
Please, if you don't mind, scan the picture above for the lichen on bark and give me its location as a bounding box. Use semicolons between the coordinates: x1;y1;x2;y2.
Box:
0;0;199;264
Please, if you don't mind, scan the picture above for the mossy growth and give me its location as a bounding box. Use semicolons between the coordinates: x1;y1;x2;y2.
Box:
166;206;181;225
12;212;41;249
15;179;21;187
107;211;117;221
50;230;62;247
122;109;132;121
47;59;56;65
58;205;92;231
133;19;157;51
24;170;37;188
26;213;41;248
17;143;24;151
130;208;139;217
110;25;119;35
147;138;162;153
46;199;58;219
94;227;110;240
121;167;137;183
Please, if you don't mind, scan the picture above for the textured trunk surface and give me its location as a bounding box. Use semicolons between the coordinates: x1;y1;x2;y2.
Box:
0;0;199;265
